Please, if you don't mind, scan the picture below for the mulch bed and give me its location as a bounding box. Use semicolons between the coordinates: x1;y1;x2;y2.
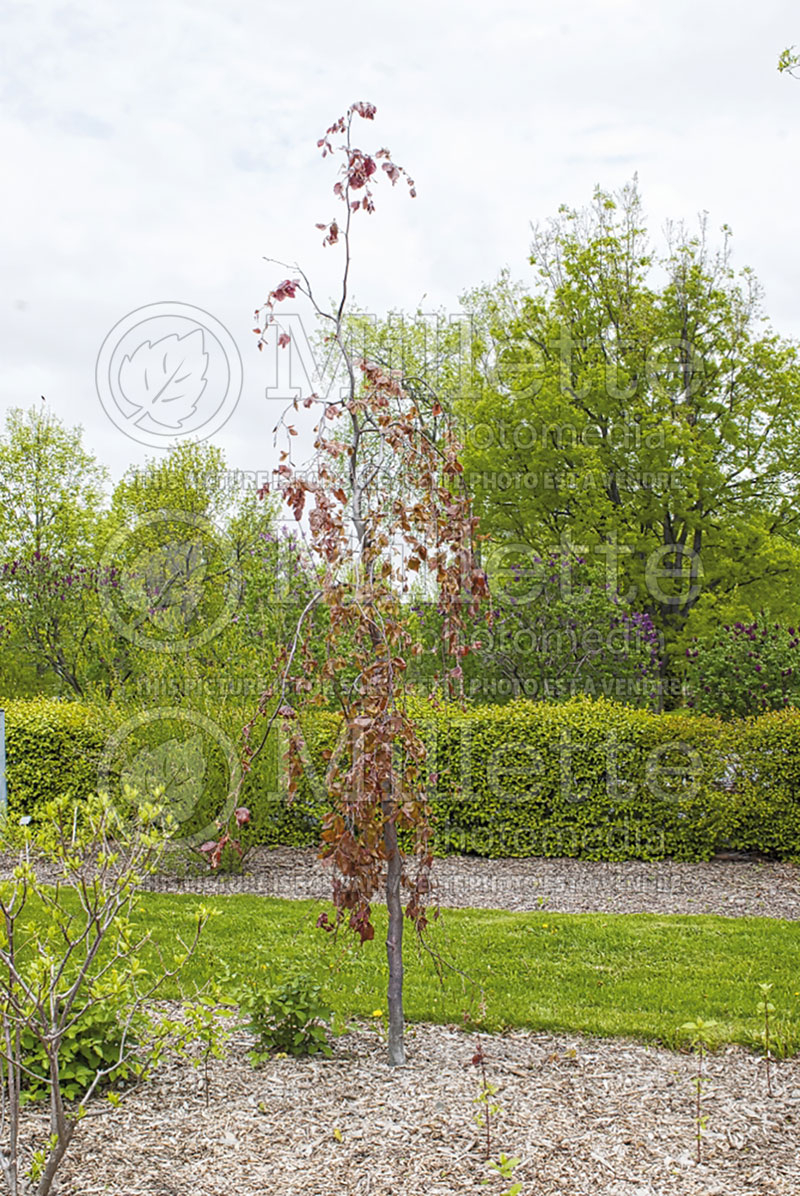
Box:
7;850;799;1194
144;846;800;921
43;1021;800;1196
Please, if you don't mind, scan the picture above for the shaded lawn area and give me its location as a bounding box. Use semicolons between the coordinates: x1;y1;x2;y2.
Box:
126;893;800;1054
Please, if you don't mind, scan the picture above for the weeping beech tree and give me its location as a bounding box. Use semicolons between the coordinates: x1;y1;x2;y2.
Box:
243;102;488;1066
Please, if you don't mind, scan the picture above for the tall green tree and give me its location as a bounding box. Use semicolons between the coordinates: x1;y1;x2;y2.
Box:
0;405;107;561
0;406;109;696
107;441;320;715
458;182;800;685
110;440;232;528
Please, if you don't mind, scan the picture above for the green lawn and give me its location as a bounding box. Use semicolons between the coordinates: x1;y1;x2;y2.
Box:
125;893;800;1054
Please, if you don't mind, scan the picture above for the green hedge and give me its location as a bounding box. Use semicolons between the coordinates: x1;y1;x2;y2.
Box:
1;697;109;820
407;698;732;861
724;708;800;857
3;696;800;862
223;709;340;850
0;696;329;850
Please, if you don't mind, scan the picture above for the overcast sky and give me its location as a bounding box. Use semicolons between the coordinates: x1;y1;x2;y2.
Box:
1;0;798;486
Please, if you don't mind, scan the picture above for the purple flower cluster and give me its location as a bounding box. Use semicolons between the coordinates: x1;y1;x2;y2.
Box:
685;614;800;717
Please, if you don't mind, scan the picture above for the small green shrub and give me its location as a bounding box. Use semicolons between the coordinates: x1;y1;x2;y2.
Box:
19;996;144;1104
0;791;210;1196
235;974;338;1061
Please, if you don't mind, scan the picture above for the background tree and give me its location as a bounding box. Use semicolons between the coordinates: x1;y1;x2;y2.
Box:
457;182;800;690
0;405;107;562
106;442;319;713
0;555;116;698
0;406;109;696
106;442;242;667
0;428;315;705
407;550;662;707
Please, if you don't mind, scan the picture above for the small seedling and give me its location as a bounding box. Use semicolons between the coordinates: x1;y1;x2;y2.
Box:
471;1042;499;1162
757;982;776;1096
679;1017;719;1163
181;990;235;1107
470;1043;522;1194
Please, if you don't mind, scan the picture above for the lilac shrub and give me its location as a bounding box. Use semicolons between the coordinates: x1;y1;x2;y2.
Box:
408;553;663;708
684;615;800;717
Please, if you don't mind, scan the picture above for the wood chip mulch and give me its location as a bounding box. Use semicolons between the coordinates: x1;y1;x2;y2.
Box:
40;1021;800;1196
144;846;800;922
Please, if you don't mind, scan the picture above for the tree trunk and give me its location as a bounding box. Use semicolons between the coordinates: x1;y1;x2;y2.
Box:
383;813;406;1066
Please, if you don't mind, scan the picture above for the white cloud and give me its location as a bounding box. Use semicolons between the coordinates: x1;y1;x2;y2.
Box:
1;0;798;481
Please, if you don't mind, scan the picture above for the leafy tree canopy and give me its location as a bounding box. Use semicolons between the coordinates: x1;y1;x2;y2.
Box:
455;182;800;663
0;404;107;562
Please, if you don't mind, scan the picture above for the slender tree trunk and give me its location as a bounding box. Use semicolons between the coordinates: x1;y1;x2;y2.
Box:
655;650;667;713
382;812;405;1066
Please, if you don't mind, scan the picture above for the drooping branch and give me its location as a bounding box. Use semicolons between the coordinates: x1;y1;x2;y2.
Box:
242;103;489;1065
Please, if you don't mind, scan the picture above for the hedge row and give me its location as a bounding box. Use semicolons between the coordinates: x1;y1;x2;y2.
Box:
285;700;736;862
2;696;800;861
1;697;109;817
0;696;313;853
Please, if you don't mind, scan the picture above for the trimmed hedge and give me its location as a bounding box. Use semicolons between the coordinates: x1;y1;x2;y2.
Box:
407;698;732;861
724;707;800;857
2;696;800;861
0;696;325;851
1;697;109;820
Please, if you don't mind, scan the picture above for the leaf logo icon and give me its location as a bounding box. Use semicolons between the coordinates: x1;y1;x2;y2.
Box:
118;330;209;430
121;734;206;824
